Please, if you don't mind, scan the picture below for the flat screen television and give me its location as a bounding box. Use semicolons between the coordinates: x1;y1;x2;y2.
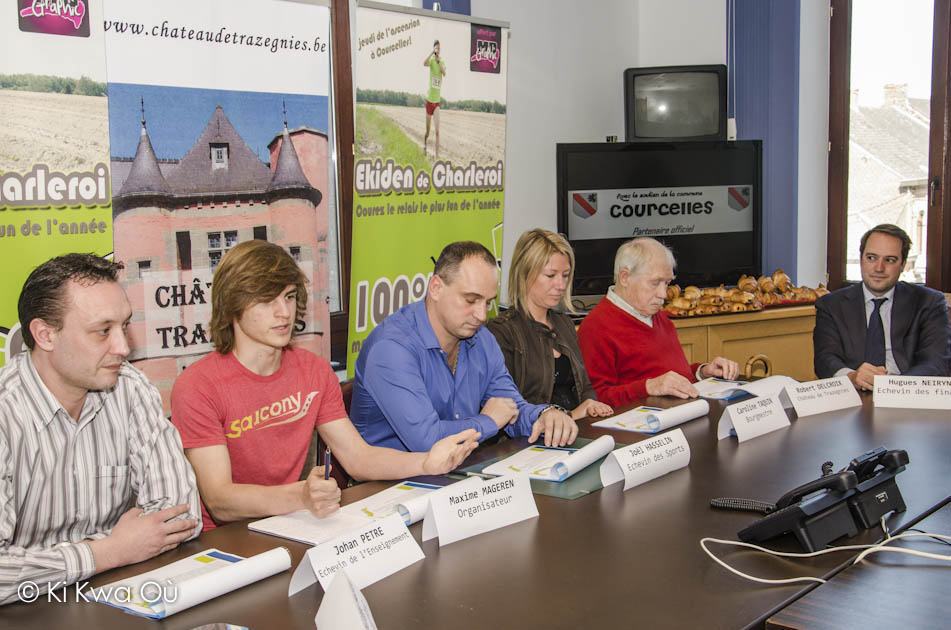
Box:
624;64;727;142
556;141;762;297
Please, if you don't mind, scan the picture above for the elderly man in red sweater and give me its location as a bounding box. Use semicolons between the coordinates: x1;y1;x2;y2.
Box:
578;238;739;407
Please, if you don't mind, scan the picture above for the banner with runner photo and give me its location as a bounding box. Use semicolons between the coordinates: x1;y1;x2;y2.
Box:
347;3;509;374
102;0;333;411
0;0;112;368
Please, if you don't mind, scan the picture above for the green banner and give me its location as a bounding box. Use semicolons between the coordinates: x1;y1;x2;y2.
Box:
1;0;112;367
347;6;508;374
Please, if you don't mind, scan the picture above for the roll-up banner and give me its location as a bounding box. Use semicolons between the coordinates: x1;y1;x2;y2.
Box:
347;1;509;374
102;0;333;411
1;0;112;367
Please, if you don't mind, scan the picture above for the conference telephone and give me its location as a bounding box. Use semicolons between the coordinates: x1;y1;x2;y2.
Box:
714;447;909;552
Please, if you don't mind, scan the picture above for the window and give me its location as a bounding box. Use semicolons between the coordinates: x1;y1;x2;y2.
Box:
208;232;221;250
225;230;238;248
137;260;151;272
829;0;951;290
209;250;222;270
176;231;192;270
211;143;229;169
253;225;268;240
289;246;302;261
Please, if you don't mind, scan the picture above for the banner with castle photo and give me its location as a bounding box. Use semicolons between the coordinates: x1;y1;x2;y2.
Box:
347;3;508;373
103;0;333;411
0;0;112;368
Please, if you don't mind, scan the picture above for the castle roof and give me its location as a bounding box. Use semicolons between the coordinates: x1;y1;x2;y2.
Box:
267;126;312;193
164;104;274;194
117;125;171;197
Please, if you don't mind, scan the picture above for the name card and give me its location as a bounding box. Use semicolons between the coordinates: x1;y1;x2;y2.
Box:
779;375;861;417
314;570;378;630
717;394;790;442
289;514;424;594
421;475;538;546
873;375;951;409
599;428;691;490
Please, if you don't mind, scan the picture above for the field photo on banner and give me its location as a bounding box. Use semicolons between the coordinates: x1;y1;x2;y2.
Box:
0;0;112;368
348;5;508;373
103;0;333;412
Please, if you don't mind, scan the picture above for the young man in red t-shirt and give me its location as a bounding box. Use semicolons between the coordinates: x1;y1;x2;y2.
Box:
171;240;479;530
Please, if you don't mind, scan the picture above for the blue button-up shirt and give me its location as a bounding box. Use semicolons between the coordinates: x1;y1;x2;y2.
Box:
351;300;546;451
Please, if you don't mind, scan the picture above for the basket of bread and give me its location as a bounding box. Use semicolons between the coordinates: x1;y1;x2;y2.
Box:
663;269;830;317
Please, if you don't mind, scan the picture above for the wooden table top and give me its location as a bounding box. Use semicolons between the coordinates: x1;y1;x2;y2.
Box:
5;393;949;630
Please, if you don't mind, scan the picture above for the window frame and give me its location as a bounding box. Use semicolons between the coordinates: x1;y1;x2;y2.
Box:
828;0;951;291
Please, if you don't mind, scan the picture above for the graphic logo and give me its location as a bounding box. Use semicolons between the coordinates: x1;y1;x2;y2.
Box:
18;0;89;37
470;24;501;74
727;186;751;211
572;192;598;219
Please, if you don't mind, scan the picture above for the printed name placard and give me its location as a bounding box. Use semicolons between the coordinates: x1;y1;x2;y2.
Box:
717;394;790;442
314;570;378;630
599;428;691;490
873;375;951;409
779;375;861;417
289;514;424;594
421;475;538;546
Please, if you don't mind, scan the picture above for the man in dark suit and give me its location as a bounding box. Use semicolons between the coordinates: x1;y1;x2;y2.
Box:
814;224;950;390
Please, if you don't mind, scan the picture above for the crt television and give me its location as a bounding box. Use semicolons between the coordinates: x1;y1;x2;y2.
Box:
556;141;762;297
624;64;727;142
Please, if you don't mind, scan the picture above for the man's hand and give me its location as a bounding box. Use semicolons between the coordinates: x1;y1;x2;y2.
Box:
302;466;341;518
422;429;481;474
481;396;518;429
646;370;699;399
528;408;578;447
571;398;613;420
701;356;741;380
848;362;887;391
90;504;197;572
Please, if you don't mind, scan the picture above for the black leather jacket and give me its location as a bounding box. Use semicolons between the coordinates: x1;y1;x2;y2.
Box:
486;307;598;407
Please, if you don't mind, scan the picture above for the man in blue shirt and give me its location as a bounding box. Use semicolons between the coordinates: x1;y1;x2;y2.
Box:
351;241;578;452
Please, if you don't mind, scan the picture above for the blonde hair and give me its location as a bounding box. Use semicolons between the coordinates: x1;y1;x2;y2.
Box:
210;240;308;354
507;229;576;314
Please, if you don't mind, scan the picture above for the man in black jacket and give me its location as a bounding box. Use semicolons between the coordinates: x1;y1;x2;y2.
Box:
813;224;950;389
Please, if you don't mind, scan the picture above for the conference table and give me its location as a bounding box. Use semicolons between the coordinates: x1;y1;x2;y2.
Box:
5;392;950;629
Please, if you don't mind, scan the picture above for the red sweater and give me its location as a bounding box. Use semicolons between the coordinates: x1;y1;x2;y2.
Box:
577;298;699;407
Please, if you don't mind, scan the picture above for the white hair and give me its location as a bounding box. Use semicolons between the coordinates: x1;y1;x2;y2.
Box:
613;238;676;282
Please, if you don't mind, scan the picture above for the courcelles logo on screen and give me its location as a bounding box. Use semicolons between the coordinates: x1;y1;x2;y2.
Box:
18;0;90;38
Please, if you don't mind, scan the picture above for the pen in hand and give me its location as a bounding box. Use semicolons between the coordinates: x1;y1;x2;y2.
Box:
323;447;332;481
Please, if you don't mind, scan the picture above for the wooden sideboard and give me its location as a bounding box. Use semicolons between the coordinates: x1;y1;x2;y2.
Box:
672;305;817;381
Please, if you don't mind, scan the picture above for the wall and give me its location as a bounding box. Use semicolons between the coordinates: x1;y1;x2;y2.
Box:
469;0;827;297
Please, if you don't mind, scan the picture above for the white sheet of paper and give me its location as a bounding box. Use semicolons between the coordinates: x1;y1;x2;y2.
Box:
422;475;538;546
694;377;749;399
250;480;441;545
593;399;709;434
481;435;615;481
600;428;691;491
873;375;951;409
98;547;290;619
314;570;378;630
717;394;790;442
289;514;423;594
780;375;861;417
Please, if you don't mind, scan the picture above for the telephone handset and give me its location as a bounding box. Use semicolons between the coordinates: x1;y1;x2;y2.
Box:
732;446;909;552
775;471;857;510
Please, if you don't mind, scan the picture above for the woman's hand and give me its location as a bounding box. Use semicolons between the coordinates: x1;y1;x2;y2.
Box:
571;398;613;420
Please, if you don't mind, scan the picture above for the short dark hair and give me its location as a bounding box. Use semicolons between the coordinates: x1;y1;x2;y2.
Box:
433;241;497;285
209;240;308;354
18;253;124;350
859;224;912;264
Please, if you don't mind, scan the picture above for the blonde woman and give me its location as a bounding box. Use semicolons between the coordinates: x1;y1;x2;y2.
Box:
487;229;613;420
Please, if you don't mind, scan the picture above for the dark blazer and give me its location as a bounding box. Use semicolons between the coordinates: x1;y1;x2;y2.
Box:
813;282;950;378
